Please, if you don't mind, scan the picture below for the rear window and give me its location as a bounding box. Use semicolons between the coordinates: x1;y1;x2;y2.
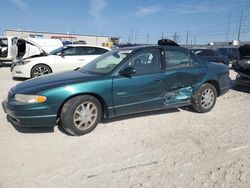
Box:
195;49;216;56
84;47;109;55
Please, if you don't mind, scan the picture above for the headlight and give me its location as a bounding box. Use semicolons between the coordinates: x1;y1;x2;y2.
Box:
15;60;31;66
15;94;47;103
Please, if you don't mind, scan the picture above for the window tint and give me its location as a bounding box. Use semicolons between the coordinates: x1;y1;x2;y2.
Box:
0;38;8;47
62;47;83;56
190;52;203;66
82;50;132;74
84;47;108;55
165;49;190;69
126;50;160;74
195;49;216;56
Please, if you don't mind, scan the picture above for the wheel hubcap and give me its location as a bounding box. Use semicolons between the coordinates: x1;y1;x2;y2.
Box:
201;88;214;109
73;102;97;130
34;66;50;77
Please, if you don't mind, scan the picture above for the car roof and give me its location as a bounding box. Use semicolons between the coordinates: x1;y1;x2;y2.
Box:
116;44;185;51
65;44;110;50
191;48;214;51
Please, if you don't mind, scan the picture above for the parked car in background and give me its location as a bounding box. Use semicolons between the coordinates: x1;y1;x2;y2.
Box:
190;49;229;65
2;40;231;136
0;36;63;65
232;44;250;86
11;45;110;78
216;47;240;62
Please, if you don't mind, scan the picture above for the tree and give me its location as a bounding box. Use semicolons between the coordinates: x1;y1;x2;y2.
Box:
172;32;181;43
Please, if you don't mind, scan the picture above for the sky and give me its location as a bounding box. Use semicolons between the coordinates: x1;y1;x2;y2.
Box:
1;0;250;44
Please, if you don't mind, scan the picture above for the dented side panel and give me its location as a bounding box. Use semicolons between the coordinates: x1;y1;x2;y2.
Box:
163;66;207;104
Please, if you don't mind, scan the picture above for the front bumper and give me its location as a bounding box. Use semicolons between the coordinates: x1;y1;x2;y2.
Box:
2;99;57;128
11;65;31;78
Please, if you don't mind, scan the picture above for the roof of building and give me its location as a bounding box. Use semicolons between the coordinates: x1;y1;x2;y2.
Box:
5;29;120;39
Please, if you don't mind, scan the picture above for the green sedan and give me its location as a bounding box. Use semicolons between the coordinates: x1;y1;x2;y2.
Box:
2;44;231;136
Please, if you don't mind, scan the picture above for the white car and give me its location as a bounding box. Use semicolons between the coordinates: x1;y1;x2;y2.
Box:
0;36;63;64
11;45;110;78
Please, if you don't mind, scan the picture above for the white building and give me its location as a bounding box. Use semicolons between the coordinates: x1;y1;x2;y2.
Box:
4;29;119;47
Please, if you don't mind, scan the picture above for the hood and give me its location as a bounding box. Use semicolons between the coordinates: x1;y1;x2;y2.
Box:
23;38;48;55
238;44;250;59
13;70;105;94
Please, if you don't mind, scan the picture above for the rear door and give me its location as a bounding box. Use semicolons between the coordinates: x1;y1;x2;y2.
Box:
112;48;164;115
162;47;207;104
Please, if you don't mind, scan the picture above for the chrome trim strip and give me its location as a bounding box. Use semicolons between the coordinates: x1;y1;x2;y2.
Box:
114;98;164;108
16;114;57;119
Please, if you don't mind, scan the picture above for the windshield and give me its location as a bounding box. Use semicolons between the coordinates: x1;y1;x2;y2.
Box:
49;46;65;55
80;50;132;74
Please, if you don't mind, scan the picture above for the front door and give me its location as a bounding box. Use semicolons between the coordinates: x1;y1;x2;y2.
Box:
112;49;164;115
54;46;87;72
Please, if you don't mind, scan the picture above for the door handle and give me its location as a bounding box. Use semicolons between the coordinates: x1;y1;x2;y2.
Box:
78;59;85;61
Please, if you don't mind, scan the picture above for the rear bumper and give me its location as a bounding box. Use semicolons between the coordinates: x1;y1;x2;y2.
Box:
2;99;57;128
220;85;230;96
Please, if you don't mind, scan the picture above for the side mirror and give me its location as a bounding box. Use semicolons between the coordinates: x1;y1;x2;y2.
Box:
57;51;65;57
119;66;136;77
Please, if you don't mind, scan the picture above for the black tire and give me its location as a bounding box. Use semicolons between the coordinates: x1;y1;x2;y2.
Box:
31;64;52;78
192;83;217;113
60;95;102;136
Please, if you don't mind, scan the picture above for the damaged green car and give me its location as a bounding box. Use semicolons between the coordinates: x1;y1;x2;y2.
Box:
2;43;231;135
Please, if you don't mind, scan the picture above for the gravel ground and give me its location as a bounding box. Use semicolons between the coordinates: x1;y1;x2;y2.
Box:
0;66;249;188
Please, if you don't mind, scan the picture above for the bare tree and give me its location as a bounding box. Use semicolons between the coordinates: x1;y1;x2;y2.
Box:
172;32;181;43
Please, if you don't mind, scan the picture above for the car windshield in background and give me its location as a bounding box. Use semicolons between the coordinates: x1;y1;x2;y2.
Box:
81;50;132;74
49;46;65;55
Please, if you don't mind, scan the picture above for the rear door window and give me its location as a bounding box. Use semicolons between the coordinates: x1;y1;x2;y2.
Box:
165;48;190;69
84;47;109;55
62;47;82;56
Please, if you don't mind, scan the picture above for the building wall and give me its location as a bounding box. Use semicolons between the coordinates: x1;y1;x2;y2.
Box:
4;29;118;46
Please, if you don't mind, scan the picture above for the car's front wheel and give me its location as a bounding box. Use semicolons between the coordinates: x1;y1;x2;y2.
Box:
60;95;102;136
31;64;52;78
192;83;217;113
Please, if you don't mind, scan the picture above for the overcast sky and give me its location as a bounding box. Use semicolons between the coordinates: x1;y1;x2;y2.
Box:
1;0;250;44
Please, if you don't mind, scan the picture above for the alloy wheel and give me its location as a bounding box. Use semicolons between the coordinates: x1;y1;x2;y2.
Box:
73;102;97;130
200;88;215;109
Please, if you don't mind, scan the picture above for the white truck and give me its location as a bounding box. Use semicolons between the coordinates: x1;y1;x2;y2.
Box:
0;36;63;66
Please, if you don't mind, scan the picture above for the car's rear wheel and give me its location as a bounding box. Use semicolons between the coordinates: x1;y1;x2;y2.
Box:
60;95;102;136
31;64;52;78
192;83;217;113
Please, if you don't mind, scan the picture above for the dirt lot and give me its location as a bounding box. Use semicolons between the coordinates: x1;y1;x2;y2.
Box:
0;66;249;188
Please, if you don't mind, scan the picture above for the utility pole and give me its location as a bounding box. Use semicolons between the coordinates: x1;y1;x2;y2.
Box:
194;36;196;45
135;31;137;44
146;33;149;44
161;32;164;39
237;11;243;41
131;29;134;44
186;31;189;45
